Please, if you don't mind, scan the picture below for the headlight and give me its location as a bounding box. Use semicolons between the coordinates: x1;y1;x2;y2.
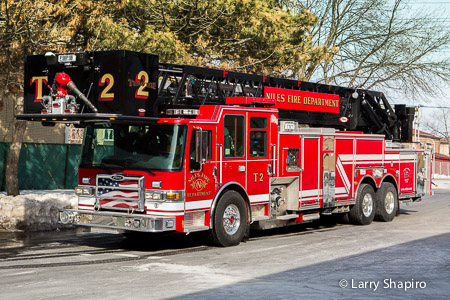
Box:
74;186;93;196
145;190;183;201
145;192;162;200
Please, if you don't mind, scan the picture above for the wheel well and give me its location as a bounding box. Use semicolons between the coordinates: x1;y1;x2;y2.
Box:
381;175;398;193
209;183;251;228
359;176;377;193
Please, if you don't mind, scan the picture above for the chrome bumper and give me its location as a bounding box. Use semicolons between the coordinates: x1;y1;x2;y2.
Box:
58;209;176;232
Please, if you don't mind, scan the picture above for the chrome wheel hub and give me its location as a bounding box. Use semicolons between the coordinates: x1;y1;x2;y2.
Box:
385;191;395;214
223;204;240;235
362;193;373;217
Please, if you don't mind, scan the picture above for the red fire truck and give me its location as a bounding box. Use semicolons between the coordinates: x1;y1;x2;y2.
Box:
18;50;433;246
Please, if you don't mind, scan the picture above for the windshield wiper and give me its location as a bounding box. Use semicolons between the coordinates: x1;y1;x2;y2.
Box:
98;162;126;174
100;161;156;176
144;169;157;176
126;162;157;176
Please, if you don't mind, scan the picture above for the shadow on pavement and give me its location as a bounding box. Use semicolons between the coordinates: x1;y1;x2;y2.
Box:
0;207;424;256
168;233;450;300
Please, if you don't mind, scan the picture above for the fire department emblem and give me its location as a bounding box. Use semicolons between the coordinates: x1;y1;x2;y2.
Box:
404;168;410;183
188;173;210;191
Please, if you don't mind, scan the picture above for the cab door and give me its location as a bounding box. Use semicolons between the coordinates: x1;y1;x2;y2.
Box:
220;114;246;189
246;115;271;201
186;127;216;226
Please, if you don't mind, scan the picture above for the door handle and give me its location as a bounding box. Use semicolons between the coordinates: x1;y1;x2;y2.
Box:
267;164;273;176
212;167;217;182
239;165;245;172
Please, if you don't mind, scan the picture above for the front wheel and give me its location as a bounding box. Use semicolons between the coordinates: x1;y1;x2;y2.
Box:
349;183;376;225
375;182;398;222
210;190;247;247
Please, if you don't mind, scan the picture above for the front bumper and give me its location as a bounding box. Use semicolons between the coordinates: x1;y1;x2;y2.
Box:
58;209;176;232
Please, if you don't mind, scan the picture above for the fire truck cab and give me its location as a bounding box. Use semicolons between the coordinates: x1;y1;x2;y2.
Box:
17;50;433;247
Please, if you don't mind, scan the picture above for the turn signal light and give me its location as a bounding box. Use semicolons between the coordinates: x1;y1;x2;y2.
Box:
166;193;179;200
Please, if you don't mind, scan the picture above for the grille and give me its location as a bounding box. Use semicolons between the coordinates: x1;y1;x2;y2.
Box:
95;174;145;212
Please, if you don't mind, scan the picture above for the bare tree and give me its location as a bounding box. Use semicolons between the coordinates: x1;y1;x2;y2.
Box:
292;0;450;100
4;94;26;196
425;107;450;156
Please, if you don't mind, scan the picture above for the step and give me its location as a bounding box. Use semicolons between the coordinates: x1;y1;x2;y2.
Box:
252;216;270;222
276;214;299;220
184;225;209;233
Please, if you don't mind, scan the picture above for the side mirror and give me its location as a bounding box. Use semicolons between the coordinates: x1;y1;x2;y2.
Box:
195;129;208;166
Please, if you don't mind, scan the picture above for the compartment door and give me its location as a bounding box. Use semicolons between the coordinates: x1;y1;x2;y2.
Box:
300;137;320;210
323;153;336;208
399;152;415;195
322;136;335;208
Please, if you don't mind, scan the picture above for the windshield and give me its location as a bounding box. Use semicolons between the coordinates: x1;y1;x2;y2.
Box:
80;124;187;172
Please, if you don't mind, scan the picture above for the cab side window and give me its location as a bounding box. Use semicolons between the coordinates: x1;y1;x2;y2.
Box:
249;117;267;158
189;129;212;171
224;115;245;158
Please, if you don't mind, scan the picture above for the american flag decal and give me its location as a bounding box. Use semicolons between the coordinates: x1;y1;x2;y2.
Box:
96;174;145;211
97;178;139;199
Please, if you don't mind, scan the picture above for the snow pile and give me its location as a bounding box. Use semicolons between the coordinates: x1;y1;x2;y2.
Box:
432;174;450;179
0;191;77;232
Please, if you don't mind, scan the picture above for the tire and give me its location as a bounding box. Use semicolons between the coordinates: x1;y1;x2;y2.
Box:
349;183;376;225
210;190;247;247
375;182;398;222
338;213;350;224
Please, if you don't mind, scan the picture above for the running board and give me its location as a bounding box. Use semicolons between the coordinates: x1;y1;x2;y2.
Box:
276;214;299;220
252;216;270;222
303;213;320;221
184;225;209;233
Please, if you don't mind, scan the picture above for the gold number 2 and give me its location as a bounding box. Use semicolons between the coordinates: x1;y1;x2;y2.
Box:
135;71;149;99
99;74;114;101
253;173;264;183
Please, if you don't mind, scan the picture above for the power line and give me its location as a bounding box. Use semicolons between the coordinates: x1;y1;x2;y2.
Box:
418;105;450;109
408;1;450;4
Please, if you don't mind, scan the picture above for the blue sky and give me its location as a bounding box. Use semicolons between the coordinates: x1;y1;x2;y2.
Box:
405;0;449;107
389;1;450;129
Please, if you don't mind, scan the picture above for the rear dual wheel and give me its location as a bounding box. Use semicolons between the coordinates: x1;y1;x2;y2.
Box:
375;182;398;222
349;183;376;225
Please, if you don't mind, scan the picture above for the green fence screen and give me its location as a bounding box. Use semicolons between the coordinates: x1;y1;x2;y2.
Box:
0;142;81;191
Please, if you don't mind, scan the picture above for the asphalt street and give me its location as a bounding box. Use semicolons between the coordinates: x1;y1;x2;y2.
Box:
0;187;449;300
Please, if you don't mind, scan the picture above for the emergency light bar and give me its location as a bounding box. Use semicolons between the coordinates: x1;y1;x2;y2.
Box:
166;109;199;116
58;54;77;63
226;97;276;106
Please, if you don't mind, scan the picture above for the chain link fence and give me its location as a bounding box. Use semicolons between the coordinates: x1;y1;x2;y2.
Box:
0;143;81;191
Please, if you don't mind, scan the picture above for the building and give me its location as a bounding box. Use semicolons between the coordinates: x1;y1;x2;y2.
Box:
412;129;441;152
439;138;449;156
434;153;450;177
0;96;65;143
412;129;450;177
0;96;82;144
